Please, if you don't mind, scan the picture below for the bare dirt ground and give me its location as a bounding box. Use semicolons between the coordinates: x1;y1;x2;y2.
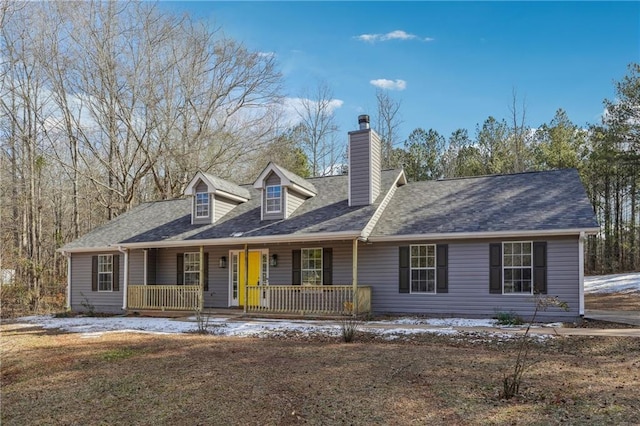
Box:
2;324;639;426
585;291;640;311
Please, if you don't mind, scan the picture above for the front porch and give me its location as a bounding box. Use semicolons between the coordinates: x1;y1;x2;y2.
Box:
127;284;372;316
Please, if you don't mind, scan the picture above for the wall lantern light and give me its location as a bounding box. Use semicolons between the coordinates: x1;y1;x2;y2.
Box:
219;256;227;268
270;254;278;267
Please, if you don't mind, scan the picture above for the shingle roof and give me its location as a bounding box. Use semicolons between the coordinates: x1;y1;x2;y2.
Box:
201;172;251;200
370;168;599;237
61;168;599;251
274;164;317;194
62;170;401;249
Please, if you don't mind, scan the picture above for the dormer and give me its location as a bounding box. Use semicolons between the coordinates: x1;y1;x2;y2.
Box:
184;171;251;225
253;163;316;220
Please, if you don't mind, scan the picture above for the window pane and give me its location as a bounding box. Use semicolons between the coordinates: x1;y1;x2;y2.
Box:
410;245;436;293
504;243;512;255
302;249;323;285
523;254;531;267
522;243;531;255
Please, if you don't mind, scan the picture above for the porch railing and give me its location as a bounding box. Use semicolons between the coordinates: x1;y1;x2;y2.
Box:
127;285;201;311
245;285;372;315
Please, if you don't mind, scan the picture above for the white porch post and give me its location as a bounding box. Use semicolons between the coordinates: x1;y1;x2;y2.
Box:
119;247;129;310
199;245;204;312
243;244;249;313
352;238;358;315
579;232;585;316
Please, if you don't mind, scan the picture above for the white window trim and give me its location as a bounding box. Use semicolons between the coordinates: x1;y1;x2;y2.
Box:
265;185;282;213
184;252;200;286
409;244;437;294
98;254;113;292
301;247;323;286
502;241;534;295
195;192;209;218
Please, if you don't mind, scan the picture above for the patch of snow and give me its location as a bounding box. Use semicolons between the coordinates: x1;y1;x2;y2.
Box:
372;317;498;328
585;272;640;294
12;315;556;342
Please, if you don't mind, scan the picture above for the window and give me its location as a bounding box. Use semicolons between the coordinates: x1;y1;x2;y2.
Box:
503;242;532;294
184;252;200;285
301;248;322;285
231;253;238;300
266;185;281;213
195;192;209;217
98;254;113;292
410;244;436;293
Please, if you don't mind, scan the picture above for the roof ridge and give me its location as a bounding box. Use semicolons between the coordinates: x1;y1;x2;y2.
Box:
436;168;575;182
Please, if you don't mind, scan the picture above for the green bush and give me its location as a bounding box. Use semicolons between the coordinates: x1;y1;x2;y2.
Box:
494;311;524;326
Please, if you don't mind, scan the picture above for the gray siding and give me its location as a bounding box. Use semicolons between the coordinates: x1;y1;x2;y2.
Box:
370;130;381;201
192;180;212;225
214;196;239;222
267;241;354;285
154;247;229;308
129;250;144;285
348;129;381;206
262;172;284;220
358;238;580;321
286;188;306;218
70;252;124;313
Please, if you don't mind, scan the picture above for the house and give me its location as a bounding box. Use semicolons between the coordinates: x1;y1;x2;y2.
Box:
60;115;600;320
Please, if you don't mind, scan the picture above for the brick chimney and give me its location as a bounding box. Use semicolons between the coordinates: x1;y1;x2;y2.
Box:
348;115;381;206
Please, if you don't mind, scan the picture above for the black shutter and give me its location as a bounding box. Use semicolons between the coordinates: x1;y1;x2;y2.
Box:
436;244;448;293
292;250;301;285
399;246;410;293
489;243;502;294
533;242;547;294
203;253;209;291
177;253;184;285
91;255;98;291
147;248;157;285
112;254;120;291
323;248;333;285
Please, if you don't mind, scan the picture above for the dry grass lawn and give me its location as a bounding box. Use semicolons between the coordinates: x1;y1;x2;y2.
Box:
2;323;639;426
585;291;640;311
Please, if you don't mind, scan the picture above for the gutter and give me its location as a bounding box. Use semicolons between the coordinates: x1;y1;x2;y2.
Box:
367;227;601;242
110;231;362;251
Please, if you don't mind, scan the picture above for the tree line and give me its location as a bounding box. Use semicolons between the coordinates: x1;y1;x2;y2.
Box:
374;70;639;275
0;1;638;313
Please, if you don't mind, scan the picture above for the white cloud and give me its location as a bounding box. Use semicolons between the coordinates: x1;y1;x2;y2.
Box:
355;34;378;43
355;30;434;43
257;51;276;58
370;79;407;91
381;30;416;41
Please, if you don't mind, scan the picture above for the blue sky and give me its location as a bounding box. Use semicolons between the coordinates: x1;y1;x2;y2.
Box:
160;1;639;145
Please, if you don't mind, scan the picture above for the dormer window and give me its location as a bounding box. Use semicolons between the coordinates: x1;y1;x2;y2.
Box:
195;192;209;218
254;163;316;220
266;185;281;213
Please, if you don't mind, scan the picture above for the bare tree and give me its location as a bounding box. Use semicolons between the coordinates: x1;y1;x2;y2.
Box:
294;82;341;176
374;89;402;169
508;88;530;173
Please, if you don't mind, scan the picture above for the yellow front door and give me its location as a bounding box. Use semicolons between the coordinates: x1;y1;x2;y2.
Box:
238;251;261;307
